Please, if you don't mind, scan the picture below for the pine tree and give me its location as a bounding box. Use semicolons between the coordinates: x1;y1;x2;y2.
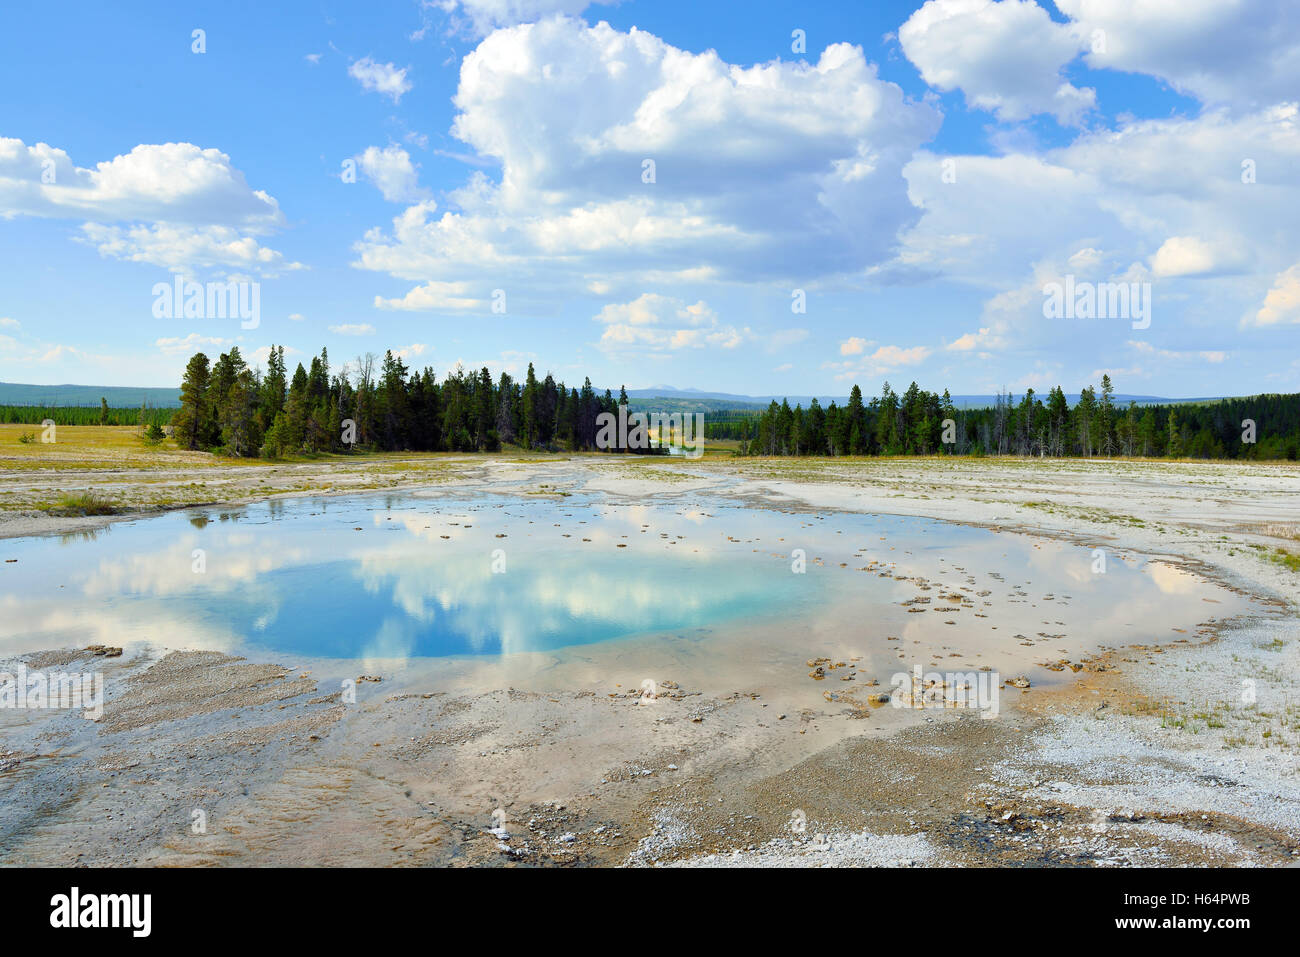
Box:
285;363;309;452
477;367;495;450
522;363;539;448
1076;386;1097;456
220;369;261;456
174;353;213;450
1046;387;1069;456
261;345;287;433
940;389;957;454
877;383;899;453
496;371;516;446
1099;374;1115;456
848;385;867;454
378;351;410;450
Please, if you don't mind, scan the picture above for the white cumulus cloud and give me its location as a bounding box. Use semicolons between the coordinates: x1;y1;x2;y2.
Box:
0;138;293;277
823;343;932;381
435;1;614;37
79;223;302;276
355;145;430;203
353;17;940;302
1060;0;1300;110
899;0;1094;124
374;279;485;312
0;139;284;228
594;293;746;354
349;57;412;102
1150;236;1220;278
1250;264;1300;326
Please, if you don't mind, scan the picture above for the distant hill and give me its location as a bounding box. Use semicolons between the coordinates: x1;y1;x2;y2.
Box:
622;386;1222;413
0;379;1224;414
624;395;767;414
0;382;181;408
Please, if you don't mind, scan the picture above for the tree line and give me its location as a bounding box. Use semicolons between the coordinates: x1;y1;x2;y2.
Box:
8;348;1299;462
724;377;1300;460
0;401;172;428
172;345;648;457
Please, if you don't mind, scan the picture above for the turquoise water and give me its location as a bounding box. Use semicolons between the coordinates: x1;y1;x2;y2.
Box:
0;494;833;659
0;491;1246;662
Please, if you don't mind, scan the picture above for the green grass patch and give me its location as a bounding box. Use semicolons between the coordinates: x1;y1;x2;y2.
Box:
1269;547;1300;573
43;491;118;516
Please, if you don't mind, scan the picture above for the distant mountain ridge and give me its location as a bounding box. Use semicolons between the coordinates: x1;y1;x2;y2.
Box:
0;382;182;408
622;386;1223;411
0;379;1225;412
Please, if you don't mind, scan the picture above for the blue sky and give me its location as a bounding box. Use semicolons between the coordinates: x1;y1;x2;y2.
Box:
2;0;1298;397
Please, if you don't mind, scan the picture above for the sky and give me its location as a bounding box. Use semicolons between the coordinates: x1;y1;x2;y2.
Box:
2;0;1299;398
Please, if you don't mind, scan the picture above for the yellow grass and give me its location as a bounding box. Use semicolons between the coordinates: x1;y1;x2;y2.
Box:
1;423;173;453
